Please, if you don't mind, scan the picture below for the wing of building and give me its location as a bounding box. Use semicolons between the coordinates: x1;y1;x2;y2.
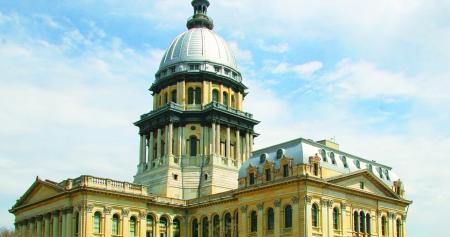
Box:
10;1;412;237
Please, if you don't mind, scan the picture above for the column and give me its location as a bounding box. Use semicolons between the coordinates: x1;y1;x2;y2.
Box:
274;200;281;237
257;203;264;237
292;196;300;237
327;202;333;237
341;203;347;237
104;208;111;237
122;211;129;237
235;130;241;164
216;124;221;156
164;125;169;159
203;127;209;155
239;206;248;237
155;216;160;237
44;214;50;237
305;196;313;237
402;216;406;237
30;219;35;237
177;127;182;156
61;212;66;237
389;212;394;237
249;133;253;156
245;133;250;159
148;131;154;165
139;214;146;237
320;200;328;237
157;129;162;159
36;216;43;237
65;209;73;237
226;126;231;159
181;126;187;156
200;126;204;156
211;123;216;155
139;135;146;164
168;123;173;157
52;211;59;237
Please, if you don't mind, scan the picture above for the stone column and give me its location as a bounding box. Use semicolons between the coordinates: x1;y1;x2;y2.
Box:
211;123;216;155
274;200;281;237
61;212;66;237
36;216;43;237
292;196;300;237
245;133;250;160
177;127;182;157
257;203;264;237
139;134;146;165
65;209;73;237
402;216;407;237
104;208;111;237
139;213;146;237
389;212;394;237
235;130;241;164
226;126;231;159
157;128;162;159
341;203;347;237
200;126;204;156
216;124;221;156
164;125;169;160
155;216;160;237
239;206;248;237
148;131;154;165
44;214;50;237
168;123;173;158
304;196;313;237
52;211;59;237
30;219;36;237
203;127;209;155
249;133;253;156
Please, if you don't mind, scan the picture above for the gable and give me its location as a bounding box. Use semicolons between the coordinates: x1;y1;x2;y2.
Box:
13;180;64;209
327;171;399;199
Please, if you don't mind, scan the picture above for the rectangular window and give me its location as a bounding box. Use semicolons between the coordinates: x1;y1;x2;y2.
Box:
283;164;289;177
249;173;255;185
170;66;176;73
265;169;271;181
224;69;230;75
214;66;221;73
190;64;200;70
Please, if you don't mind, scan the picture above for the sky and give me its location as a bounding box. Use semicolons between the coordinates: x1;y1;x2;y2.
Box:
0;0;449;235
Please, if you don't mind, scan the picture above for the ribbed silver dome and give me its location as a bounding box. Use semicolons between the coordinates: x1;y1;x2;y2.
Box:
159;28;238;72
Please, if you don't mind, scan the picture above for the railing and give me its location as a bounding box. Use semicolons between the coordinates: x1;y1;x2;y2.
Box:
66;175;148;196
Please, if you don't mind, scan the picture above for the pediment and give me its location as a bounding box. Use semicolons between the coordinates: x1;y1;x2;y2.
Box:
12;178;64;209
327;170;400;199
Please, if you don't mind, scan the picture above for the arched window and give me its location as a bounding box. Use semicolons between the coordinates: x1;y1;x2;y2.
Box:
250;211;257;233
321;149;327;162
75;212;80;234
173;218;180;237
366;213;371;234
192;218;198;237
212;89;219;103
234;211;239;237
202;217;209;237
195;88;202;104
223;92;228;106
396;219;402;237
160;217;168;237
284;205;292;228
188;88;194;104
312;204;319;227
213;215;220;237
224;213;232;237
93;212;101;234
359;211;365;233
333;208;339;230
190;135;198;157
353;211;359;232
381;216;387;236
355;160;361;169
330;152;336;165
146;215;154;237
129;216;137;237
231;95;235;108
171;90;177;103
267;208;274;231
164;93;168;104
112;214;120;236
341;156;348;168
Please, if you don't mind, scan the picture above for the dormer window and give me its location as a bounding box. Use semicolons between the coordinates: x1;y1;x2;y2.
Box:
330;152;336;165
321;149;327;162
355;160;361;169
214;66;221;73
283;164;289;177
276;149;285;159
170;66;176;73
162;69;167;76
189;64;200;70
368;164;373;172
249;173;255;185
385;170;390;180
260;153;268;163
378;167;384;178
341;156;348;168
232;72;237;78
265;169;271;181
224;69;230;75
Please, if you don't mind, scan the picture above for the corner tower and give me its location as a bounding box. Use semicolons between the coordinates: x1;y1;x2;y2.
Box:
133;0;259;200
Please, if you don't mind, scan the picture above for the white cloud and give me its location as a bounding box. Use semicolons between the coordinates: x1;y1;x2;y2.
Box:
293;61;323;76
228;40;254;65
266;60;323;77
257;40;289;53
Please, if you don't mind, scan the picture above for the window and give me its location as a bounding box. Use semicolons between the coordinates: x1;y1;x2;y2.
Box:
368;164;373;172
250;211;257;233
341;156;348;168
385;170;390;180
223;92;228;106
204;174;208;180
267;208;274;230
321;149;327;162
171;90;177;103
381;216;387;236
170;66;176;73
202;217;209;237
265;169;271;181
214;66;221;73
112;214;120;236
360;181;365;190
189;64;200;70
173;174;178;180
146;215;153;237
234;211;239;237
333;208;339;230
225;69;230;75
330;152;336;165
366;213;371;234
75;212;80;234
378;167;384;178
284;205;292;228
231;95;235;108
359;212;365;233
190;136;198;157
276;149;284;159
224;213;232;237
313;163;319;176
173;219;180;237
192;219;198;237
130;217;136;237
249;173;255;185
396;219;402;237
159;217;168;237
353;211;359;232
283;164;289;177
195;88;202;104
212;89;219;103
355;160;361;169
213;215;220;237
188;88;194;104
164;93;168;104
93;212;101;234
312;204;319;227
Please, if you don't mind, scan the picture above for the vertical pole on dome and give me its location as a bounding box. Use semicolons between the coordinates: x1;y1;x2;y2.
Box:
187;0;214;30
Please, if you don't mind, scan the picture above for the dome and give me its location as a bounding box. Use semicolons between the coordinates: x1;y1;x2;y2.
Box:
159;28;238;72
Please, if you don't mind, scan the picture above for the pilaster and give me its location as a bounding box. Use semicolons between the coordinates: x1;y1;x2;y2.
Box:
256;203;264;237
292;196;300;237
274;199;281;237
239;206;248;237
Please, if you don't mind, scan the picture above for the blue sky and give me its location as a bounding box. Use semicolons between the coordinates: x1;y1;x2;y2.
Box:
1;0;449;236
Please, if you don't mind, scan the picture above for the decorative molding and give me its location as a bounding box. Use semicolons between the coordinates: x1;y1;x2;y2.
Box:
304;195;312;204
257;203;264;211
388;212;396;219
122;208;130;217
291;196;299;204
64;207;74;214
104;207;111;215
86;205;94;213
140;211;147;220
340;203;347;211
274;199;281;207
52;210;60;216
240;205;248;213
376;210;382;217
36;215;43;221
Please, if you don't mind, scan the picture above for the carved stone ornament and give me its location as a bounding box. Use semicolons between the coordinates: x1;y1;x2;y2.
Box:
376;210;382;217
87;205;94;213
389;212;396;219
240;205;248;212
304;195;312;204
274;199;281;207
140;211;147;220
340;203;347;211
104;207;111;215
291;196;299;204
122;208;130;217
320;199;329;207
257;203;264;211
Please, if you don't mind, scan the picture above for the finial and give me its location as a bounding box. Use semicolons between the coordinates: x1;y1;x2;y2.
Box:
187;0;214;30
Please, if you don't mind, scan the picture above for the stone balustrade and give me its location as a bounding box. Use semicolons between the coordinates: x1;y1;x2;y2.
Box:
65;175;148;196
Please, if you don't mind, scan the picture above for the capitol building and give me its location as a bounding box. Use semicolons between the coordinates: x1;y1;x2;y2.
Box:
10;1;411;237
